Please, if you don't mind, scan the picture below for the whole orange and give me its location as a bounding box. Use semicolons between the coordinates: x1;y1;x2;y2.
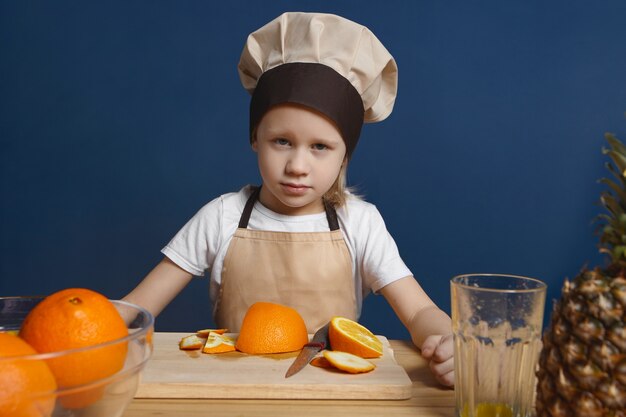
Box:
235;302;308;354
19;288;129;408
0;332;57;417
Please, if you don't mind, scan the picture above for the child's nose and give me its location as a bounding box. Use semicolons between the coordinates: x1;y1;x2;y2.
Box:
285;149;309;175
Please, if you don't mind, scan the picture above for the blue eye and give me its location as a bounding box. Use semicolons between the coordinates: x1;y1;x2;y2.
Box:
275;138;290;146
313;143;328;151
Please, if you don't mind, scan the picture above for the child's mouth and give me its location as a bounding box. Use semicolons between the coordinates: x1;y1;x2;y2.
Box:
281;183;310;195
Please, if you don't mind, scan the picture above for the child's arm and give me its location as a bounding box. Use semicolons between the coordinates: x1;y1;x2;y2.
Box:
380;276;454;387
123;257;193;318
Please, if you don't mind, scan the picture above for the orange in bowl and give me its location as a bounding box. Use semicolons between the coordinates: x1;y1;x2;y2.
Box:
0;332;57;417
19;288;129;408
235;302;308;354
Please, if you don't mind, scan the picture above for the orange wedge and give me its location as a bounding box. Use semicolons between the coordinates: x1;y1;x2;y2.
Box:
328;317;383;358
202;333;236;354
322;350;375;374
310;356;333;368
196;328;228;338
179;334;207;350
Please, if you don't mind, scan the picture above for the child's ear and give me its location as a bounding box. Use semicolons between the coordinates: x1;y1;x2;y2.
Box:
251;132;258;152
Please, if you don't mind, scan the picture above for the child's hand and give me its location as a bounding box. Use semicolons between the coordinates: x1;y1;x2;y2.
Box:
420;334;454;387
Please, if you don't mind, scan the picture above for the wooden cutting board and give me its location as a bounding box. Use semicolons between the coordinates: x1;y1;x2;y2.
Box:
135;332;412;400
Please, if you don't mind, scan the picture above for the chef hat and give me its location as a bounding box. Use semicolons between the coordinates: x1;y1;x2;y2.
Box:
238;12;398;157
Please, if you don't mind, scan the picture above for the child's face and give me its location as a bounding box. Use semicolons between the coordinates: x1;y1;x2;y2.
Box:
252;104;347;216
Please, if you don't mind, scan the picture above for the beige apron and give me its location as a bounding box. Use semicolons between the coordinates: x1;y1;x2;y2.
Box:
214;186;357;333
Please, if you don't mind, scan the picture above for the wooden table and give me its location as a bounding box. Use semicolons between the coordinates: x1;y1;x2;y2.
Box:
123;340;454;417
123;339;455;417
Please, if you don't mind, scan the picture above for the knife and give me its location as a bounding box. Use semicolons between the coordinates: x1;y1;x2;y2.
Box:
285;322;330;378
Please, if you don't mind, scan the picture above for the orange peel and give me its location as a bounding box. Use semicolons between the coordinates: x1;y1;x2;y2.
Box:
179;334;206;350
309;356;333;368
196;328;228;338
202;333;236;354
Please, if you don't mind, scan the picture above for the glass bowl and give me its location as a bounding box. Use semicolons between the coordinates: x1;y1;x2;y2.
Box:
0;296;154;417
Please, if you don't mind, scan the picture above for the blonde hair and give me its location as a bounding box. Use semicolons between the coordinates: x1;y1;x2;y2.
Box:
324;162;358;208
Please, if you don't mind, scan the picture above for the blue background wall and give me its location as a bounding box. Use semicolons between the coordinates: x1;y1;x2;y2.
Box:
2;1;626;339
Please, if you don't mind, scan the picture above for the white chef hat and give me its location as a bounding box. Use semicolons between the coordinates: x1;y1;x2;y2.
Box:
238;12;398;156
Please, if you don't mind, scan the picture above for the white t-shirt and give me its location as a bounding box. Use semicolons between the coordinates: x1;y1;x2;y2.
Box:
162;185;412;318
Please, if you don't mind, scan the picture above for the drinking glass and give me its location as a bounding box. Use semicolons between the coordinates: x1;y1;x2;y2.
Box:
451;274;547;417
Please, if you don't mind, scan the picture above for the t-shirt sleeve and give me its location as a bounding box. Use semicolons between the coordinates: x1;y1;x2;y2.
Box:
161;197;223;277
357;204;412;293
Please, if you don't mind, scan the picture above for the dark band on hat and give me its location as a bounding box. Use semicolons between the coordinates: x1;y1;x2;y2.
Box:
249;62;364;157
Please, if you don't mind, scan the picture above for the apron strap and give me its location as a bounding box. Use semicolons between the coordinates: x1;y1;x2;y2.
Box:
238;186;340;231
323;198;340;231
238;186;261;228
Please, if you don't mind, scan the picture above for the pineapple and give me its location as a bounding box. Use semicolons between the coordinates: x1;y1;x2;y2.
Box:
536;133;626;417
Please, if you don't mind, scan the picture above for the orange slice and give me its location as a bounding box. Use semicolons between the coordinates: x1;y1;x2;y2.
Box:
310;356;333;368
179;334;207;350
202;333;236;354
328;317;383;358
322;350;375;374
196;328;228;338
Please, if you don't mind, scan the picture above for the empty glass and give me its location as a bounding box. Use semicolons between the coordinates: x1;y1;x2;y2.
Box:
451;274;547;417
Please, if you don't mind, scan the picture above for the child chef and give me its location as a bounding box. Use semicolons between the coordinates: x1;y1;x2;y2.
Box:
124;12;454;387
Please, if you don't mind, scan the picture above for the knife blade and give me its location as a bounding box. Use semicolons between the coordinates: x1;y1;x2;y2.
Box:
285;322;330;378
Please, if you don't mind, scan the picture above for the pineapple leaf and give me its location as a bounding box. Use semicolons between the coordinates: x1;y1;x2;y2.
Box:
601;193;622;217
605;161;626;186
599;177;626;204
599;132;626;267
596;213;615;226
603;149;626;178
605;132;626;155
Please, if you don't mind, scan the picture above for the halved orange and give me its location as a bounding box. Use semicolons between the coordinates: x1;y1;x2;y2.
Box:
328;317;382;358
235;302;308;354
202;333;236;354
323;350;375;374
